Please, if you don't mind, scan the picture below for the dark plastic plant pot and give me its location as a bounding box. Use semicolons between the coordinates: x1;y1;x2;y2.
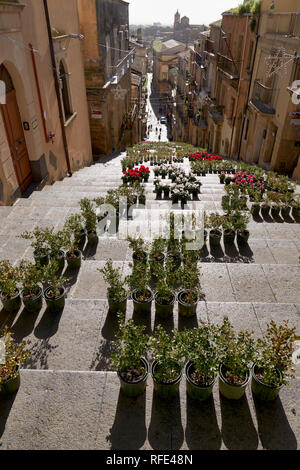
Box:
237;230;250;245
223;230;236;245
108;291;127;314
250;204;260;217
209;230;222;247
271;207;280;218
281;206;290;218
151;360;182;399
178;290;198;317
219;364;250;400
87;231;98;245
154;293;175;318
185;361;216;401
0;290;21;313
133;251;148;266
21;287;43;313
261;206;270;218
132;289;153;315
0;367;20;396
51;250;65;272
44;286;66;313
66;250;82;270
292;207;300;219
251;364;282;401
34;250;49;267
118;358;149;397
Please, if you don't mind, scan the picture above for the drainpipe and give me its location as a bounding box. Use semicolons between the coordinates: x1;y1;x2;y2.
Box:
29;44;49;144
237;13;261;161
43;0;72;176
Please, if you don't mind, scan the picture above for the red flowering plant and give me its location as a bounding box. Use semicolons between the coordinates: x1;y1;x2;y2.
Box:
188;152;222;162
122;165;150;184
139;165;150;182
234;171;265;193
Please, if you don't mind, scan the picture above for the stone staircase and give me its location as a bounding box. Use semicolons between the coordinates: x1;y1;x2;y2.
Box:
0;152;299;450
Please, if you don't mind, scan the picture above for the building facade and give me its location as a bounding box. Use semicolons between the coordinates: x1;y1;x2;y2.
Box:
77;0;137;157
240;0;300;180
0;0;92;206
152;39;187;99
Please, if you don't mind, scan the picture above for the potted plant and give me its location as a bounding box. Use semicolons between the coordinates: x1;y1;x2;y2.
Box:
110;313;150;397
149;237;166;280
127;236;148;265
177;261;201;317
261;194;271;218
42;260;67;313
154;265;176;319
150;325;184;399
0;260;21;313
218;317;256;400
280;192;293;219
98;259;128;314
251;320;296;401
234;211;250;245
64;214;86;250
221;213;235;245
250;190;263;217
291;195;300;219
63;217;84;271
208;213;223;247
20;227;50;266
0;326;31;395
180;322;220;401
80;198;98;245
154;180;163;199
46;228;66;272
130;262;153;315
19;260;44;313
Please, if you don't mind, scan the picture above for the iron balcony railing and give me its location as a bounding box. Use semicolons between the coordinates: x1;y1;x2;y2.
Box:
111;49;135;84
217;53;240;79
250;79;276;115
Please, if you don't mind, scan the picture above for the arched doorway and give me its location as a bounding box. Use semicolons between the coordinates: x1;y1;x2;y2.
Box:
0;64;32;193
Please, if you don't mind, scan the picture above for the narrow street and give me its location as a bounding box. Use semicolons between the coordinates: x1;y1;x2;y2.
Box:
145;73;169;142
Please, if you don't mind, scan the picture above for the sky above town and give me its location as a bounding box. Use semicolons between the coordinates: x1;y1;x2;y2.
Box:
128;0;242;26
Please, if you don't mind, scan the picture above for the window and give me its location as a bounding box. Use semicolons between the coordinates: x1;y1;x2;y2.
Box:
59;61;72;121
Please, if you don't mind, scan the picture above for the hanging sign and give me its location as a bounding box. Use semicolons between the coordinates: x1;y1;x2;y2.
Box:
290;112;300;126
91;102;102;119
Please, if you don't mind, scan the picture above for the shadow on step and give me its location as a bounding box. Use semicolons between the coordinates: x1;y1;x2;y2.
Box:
107;390;147;450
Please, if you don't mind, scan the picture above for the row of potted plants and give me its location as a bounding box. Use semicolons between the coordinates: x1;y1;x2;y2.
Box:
111;314;296;402
204;211;250;246
0;258;66;314
100;234;203;319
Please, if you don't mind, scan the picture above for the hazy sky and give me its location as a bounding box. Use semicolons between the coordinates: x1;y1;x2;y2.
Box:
128;0;242;26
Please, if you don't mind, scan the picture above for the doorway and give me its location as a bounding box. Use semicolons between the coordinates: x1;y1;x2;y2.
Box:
0;65;32;193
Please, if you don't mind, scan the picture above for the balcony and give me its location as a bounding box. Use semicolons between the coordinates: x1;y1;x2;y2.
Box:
110;49;135;84
250;79;276;115
208;104;224;122
204;38;215;55
264;13;300;39
217;53;240;80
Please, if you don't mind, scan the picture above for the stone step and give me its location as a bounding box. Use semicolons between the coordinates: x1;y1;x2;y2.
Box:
0;368;298;449
1;299;299;374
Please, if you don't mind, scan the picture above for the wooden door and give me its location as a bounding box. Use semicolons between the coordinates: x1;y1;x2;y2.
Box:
0;90;32;193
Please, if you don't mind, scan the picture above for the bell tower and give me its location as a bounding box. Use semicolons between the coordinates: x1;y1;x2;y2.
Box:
174;10;180;29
